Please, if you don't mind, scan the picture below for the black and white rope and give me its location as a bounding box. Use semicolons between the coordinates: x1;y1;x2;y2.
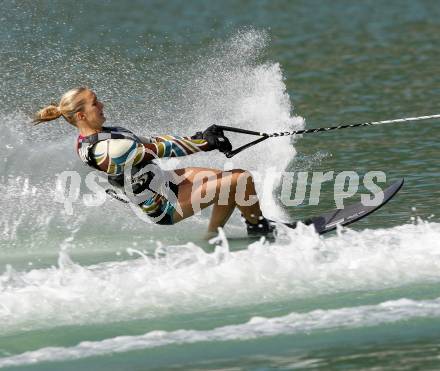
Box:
219;113;440;157
260;114;440;138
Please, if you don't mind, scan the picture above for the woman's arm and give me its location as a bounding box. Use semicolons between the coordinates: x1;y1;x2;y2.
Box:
92;136;210;175
148;134;201;143
143;135;211;158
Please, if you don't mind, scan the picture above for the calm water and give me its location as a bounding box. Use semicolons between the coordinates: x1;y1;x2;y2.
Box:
1;1;440;370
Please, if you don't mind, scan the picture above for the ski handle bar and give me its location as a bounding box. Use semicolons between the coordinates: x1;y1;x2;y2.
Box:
218;114;440;158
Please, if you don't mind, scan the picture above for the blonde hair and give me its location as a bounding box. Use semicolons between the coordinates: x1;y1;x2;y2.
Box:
33;87;89;126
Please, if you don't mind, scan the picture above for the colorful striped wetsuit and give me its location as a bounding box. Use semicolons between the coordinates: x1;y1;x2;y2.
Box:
77;126;210;225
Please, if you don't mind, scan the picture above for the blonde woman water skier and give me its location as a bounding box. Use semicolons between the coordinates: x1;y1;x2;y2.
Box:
34;87;274;237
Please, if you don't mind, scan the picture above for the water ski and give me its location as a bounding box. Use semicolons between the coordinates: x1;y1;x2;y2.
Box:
273;178;404;235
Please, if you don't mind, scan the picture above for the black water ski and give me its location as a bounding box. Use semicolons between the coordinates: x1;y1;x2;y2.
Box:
277;178;404;235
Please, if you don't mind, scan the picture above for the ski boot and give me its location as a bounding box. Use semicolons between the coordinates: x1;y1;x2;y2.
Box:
244;215;276;238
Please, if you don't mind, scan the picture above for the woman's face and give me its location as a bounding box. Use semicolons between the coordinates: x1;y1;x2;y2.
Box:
77;90;106;129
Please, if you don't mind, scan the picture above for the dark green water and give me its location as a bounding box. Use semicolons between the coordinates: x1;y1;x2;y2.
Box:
1;1;440;370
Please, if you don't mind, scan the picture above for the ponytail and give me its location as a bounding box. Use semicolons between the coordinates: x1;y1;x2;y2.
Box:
33;104;62;125
33;86;88;126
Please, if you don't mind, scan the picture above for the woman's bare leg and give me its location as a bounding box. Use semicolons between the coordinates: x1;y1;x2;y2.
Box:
172;167;263;235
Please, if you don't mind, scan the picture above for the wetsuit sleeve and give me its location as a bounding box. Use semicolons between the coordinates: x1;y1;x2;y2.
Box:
149;135;210;152
92;136;210;175
150;134;205;143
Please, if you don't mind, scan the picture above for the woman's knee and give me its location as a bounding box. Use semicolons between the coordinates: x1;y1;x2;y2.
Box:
230;168;247;175
230;169;253;184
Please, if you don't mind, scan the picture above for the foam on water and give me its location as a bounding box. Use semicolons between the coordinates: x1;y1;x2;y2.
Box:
1;293;440;368
0;29;301;253
1;221;439;336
